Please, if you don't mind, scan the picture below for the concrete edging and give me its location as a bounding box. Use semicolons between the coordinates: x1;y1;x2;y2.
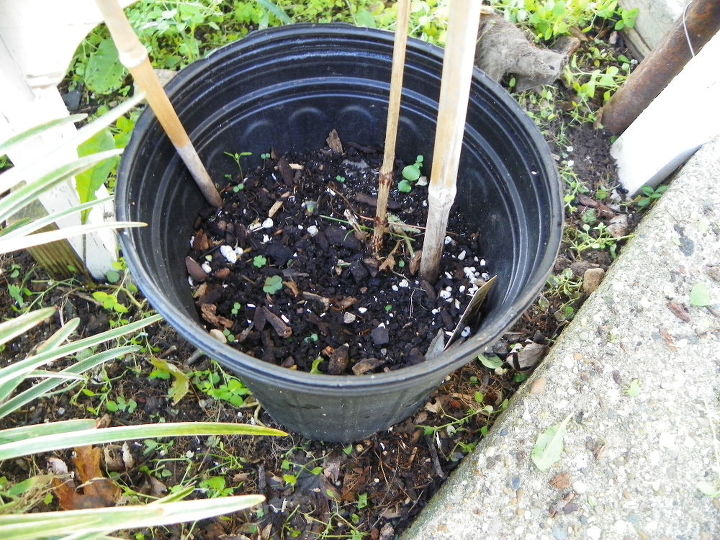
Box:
403;138;720;540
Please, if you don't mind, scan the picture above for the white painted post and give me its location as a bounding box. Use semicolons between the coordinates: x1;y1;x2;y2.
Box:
611;30;720;195
0;0;138;278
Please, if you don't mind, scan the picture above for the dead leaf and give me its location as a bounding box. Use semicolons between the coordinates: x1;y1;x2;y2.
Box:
192;230;211;252
284;280;300;297
667;301;691;323
409;250;422;275
193;282;208;299
380;506;402;519
233;472;251;483
147;475;168;497
150;357;191;404
352;358;385;375
74;446;121;506
200;303;234;329
322;453;343;484
659;328;678;352
276;157;295;186
122;442;135;470
379;255;396;272
51;447;121;510
550;472;571;490
326;129;343;153
331;296;358;310
514;342;548;370
303;292;330;311
103;445;124;472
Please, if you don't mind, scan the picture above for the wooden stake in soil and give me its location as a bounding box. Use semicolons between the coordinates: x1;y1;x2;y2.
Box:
371;0;412;256
94;0;222;208
419;0;482;283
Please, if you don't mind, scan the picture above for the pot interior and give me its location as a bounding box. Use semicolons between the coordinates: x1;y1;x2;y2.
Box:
117;24;562;387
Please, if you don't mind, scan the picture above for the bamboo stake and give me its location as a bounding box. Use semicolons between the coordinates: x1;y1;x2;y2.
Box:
372;0;412;256
93;0;222;208
419;0;482;283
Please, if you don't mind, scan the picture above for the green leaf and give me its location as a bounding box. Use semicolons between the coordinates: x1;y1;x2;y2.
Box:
75;128;117;218
105;270;121;284
0;315;162;402
253;255;267;268
402;165;421;182
625;378;641;397
478;354;503;370
397;180;412;193
150;357;190;405
0;115;86;156
0;220;145;254
256;0;293;24
697;481;720;498
355;9;376;28
283;474;297;486
263;275;283;294
310;357;324;375
0;422;286;461
0;149;123;224
690;283;712;307
0;419;96;445
0;308;55;348
0;495;265;540
531;414;572;472
85;38;126;95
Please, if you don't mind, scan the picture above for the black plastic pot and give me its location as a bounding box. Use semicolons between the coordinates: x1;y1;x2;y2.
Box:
117;24;562;442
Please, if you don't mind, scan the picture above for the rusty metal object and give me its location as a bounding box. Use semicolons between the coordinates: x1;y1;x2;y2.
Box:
601;0;720;134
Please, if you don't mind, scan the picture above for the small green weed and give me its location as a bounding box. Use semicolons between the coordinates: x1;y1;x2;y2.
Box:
398;155;424;193
634;185;668;208
253;255;268;268
491;0;638;41
106;395;138;414
263;275;283;294
192;363;253;408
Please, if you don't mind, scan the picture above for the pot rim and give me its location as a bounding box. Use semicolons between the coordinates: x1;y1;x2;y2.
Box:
117;23;562;392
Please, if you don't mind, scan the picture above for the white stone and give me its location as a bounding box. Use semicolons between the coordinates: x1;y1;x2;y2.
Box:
201;262;212;274
220;245;237;264
573;480;589;494
262;218;274;229
307;225;319;236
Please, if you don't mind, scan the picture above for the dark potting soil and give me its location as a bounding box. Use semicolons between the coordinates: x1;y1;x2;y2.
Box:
186;134;490;375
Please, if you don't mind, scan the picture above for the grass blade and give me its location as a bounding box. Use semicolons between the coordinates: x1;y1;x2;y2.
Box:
0;315;162;403
36;318;80;354
0;221;146;255
0;346;139;419
0;308;55;348
0;150;123;222
0;494;264;540
0;115;86;156
0;422;286;460
0;419;96;445
256;0;293;23
1;197;113;240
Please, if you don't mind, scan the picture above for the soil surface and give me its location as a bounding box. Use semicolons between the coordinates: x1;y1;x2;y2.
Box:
187;135;489;374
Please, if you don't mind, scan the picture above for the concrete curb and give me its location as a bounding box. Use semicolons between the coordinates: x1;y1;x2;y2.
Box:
403;138;720;540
